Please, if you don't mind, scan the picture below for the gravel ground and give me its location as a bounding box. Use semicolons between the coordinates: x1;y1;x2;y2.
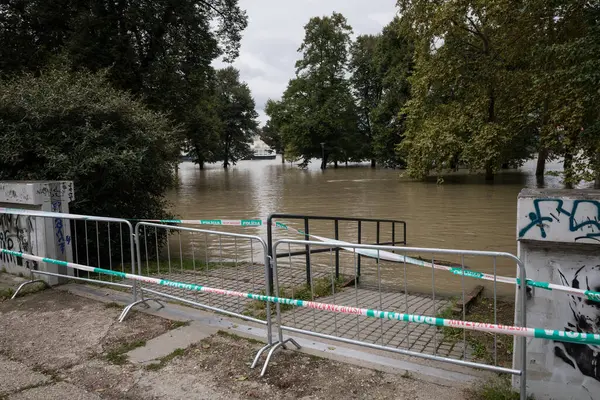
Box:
0;288;473;400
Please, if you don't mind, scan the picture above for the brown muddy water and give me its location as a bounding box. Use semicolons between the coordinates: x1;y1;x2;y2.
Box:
161;157;584;300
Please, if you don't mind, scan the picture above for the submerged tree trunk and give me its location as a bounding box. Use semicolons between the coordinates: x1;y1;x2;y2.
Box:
563;152;574;188
563;130;578;188
595;153;600;189
281;151;285;164
536;148;548;177
371;159;376;168
199;160;205;170
485;165;494;181
537;99;550;177
320;153;329;170
334;160;338;169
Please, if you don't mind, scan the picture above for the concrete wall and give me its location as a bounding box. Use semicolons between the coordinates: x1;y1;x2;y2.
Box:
0;181;75;285
515;189;600;400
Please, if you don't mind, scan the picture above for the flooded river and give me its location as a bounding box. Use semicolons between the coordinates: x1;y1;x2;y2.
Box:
164;157;582;299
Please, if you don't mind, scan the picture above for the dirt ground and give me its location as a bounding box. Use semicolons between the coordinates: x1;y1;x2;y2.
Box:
0;287;494;400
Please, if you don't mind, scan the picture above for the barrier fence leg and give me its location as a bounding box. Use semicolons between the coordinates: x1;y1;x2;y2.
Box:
260;253;300;377
10;269;47;299
118;225;164;322
519;261;528;400
251;254;277;369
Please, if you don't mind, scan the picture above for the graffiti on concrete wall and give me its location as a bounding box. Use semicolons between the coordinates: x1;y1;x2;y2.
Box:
51;201;71;255
519;199;600;243
0;214;37;269
551;264;600;396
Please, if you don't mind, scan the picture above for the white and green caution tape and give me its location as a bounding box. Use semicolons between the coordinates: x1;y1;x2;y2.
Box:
3;247;599;346
2;207;598;304
140;219;265;227
274;222;600;304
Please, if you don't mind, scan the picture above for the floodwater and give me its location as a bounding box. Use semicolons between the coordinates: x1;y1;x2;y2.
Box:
164;157;586;300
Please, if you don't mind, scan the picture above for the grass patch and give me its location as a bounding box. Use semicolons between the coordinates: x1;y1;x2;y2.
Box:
0;281;46;300
437;297;515;367
105;339;147;365
468;376;533;400
217;330;264;345
0;287;15;300
169;320;191;329
144;348;186;371
104;302;123;309
243;276;347;319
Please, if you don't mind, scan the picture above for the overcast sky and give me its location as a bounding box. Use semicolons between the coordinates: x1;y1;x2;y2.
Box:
215;0;399;126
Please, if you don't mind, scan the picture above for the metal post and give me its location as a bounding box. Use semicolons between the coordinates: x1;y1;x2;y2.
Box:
403;222;407;245
519;260;528;400
334;220;340;279
132;224;140;302
376;221;380;245
392;223;396;247
267;216;274;294
304;218;311;285
357;221;362;279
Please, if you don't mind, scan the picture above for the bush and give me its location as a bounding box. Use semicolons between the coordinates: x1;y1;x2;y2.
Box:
0;67;180;264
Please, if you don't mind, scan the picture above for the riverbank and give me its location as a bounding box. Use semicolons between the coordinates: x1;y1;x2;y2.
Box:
0;281;521;399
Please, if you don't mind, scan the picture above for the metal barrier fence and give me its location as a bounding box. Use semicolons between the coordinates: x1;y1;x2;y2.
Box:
269;239;528;399
267;213;407;286
132;222;275;363
1;208;138;301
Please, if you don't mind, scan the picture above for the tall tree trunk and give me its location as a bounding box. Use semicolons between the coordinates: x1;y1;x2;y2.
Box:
281;150;285;164
371;159;376;168
485;165;494;181
595;153;600;189
563;130;578;188
536;148;548;177
223;136;230;169
334;160;338;169
321;153;329;170
563;153;573;188
199;160;205;170
536;98;550;177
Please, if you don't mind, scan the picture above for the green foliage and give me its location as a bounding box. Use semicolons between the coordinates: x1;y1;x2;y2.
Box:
144;348;186;371
0;0;250;171
525;1;600;185
105;339;147;365
267;14;415;169
0;67;179;220
371;18;414;168
397;0;537;180
396;0;599;183
468;376;534;400
267;12;360;169
214;66;259;168
349;34;381;163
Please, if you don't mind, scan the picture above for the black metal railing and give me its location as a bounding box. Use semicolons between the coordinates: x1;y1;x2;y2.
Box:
266;213;407;287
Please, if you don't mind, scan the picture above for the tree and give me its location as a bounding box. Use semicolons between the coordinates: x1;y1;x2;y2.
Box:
273;12;359;169
0;66;179;266
371;18;414;168
524;0;600;185
214;66;259;168
349;35;382;167
397;0;537;180
0;0;248;166
260;103;285;163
